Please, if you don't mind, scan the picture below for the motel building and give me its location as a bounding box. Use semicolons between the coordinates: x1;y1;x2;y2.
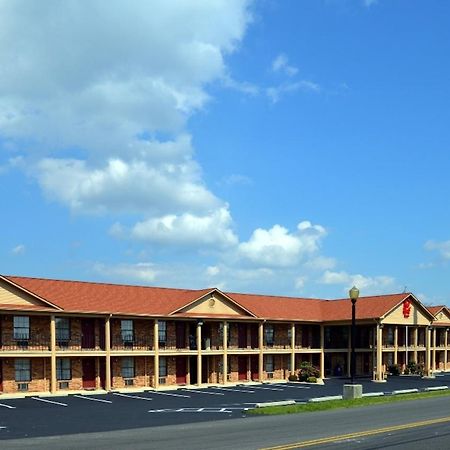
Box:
0;275;449;396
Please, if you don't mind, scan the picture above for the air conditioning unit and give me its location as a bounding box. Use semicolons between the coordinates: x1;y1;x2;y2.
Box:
267;372;274;379
17;383;29;391
158;376;167;385
59;381;69;389
124;379;134;386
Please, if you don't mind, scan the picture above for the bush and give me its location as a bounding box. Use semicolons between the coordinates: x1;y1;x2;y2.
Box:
288;374;298;382
388;364;400;376
298;361;320;382
306;376;317;383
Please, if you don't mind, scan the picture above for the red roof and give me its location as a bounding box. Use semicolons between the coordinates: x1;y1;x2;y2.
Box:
321;293;411;321
0;275;438;322
4;276;211;317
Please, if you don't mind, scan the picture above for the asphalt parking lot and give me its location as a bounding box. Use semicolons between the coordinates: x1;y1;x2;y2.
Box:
1;374;450;440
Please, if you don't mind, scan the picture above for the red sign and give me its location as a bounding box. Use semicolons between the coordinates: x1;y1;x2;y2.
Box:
403;299;411;318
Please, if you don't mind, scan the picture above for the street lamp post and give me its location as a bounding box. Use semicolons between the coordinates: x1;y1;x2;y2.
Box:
349;286;360;384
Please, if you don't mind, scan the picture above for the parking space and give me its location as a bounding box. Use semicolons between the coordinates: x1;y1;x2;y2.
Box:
1;374;450;440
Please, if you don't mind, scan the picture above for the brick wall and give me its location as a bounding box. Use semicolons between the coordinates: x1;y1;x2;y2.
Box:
111;356;154;389
56;357;83;391
1;357;50;393
0;314;50;350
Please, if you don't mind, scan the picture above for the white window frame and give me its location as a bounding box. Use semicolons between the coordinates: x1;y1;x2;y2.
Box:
13;316;30;340
121;357;135;379
15;358;31;382
56;358;71;380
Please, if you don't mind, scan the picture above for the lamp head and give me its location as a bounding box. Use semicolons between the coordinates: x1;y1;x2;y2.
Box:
349;286;360;303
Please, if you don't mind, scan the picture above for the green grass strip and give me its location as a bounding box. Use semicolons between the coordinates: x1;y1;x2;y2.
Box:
247;389;450;415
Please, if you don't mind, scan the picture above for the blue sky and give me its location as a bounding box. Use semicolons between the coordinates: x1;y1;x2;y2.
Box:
1;0;449;304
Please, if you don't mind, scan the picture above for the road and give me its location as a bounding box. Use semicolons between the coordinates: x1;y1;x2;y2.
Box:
1;393;450;449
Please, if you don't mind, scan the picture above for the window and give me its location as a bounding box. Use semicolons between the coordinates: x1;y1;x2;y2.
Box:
121;320;134;343
264;324;274;346
15;359;31;382
159;356;167;376
56;358;71;380
13;316;30;340
265;355;274;374
56;318;70;343
121;357;134;379
158;320;167;345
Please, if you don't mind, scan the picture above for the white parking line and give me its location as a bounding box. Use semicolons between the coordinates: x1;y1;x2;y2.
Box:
31;397;68;407
280;385;311;390
112;393;152;401
210;387;255;393
151;391;190;398
73;395;112;403
181;389;224;396
0;403;16;409
250;386;284;391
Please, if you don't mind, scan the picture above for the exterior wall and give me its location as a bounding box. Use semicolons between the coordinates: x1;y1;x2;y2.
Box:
111;319;153;349
57;357;83;391
0;280;45;307
1;357;50;393
111;356;154;389
1;314;50;350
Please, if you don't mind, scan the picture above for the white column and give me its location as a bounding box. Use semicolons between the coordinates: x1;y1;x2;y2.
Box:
223;321;228;384
154;320;159;389
258;322;264;381
290;323;295;375
50;315;57;394
197;322;202;385
376;323;383;381
320;325;325;379
105;316;111;391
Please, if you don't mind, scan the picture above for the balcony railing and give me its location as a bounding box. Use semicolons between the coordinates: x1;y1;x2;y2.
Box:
1;334;50;351
111;336;154;351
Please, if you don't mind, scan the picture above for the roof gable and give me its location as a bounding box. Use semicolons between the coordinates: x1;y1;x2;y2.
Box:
381;294;434;325
0;276;62;310
171;290;256;318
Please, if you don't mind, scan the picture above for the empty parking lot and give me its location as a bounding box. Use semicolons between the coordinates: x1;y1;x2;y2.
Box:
1;374;450;440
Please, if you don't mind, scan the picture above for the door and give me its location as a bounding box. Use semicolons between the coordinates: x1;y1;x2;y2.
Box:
176;357;187;384
250;324;258;349
0;359;3;392
201;356;208;384
176;322;186;349
98;319;105;350
81;319;96;349
250;355;259;381
82;358;96;389
99;358;106;389
189;356;197;384
238;323;247;348
238;356;247;381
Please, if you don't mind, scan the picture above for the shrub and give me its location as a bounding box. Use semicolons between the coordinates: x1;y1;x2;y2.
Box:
298;361;320;382
307;376;317;383
407;361;418;375
388;364;400;376
288;374;298;382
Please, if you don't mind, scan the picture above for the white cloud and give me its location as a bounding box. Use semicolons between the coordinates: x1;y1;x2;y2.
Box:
272;53;298;77
266;80;320;103
238;221;327;267
128;206;238;248
0;0;252;226
11;244;26;255
424;240;450;260
320;270;395;294
93;262;158;284
206;266;220;277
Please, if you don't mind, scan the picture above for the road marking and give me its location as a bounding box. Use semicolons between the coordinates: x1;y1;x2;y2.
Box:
148;407;235;413
73;395;112;403
181;389;224;396
210;387;255;393
259;415;450;450
0;403;16;409
113;393;152;401
250;386;284;391
31;397;68;407
279;385;311;390
151;391;190;398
